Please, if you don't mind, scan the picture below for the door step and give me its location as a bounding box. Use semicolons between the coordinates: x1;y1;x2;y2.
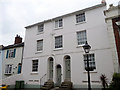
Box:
40;80;54;90
51;81;73;90
59;81;73;90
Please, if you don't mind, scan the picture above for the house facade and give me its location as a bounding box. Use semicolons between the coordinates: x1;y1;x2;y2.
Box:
2;35;24;80
22;2;119;88
0;45;4;84
104;3;120;72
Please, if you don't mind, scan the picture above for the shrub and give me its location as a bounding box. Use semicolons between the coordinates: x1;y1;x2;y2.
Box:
109;73;120;90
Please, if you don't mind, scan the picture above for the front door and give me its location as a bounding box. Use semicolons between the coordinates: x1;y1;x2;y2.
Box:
65;59;71;81
56;64;62;86
49;58;53;80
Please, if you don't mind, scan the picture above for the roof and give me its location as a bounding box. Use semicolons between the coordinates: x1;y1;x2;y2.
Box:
25;3;106;29
3;42;24;50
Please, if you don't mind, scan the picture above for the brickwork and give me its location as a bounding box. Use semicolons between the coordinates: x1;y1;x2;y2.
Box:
14;35;22;44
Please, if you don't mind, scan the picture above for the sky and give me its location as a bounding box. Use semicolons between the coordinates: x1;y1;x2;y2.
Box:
0;0;120;46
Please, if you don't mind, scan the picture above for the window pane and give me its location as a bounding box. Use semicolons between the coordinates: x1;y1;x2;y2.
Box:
77;30;87;45
83;54;96;71
8;49;15;58
59;19;63;27
32;60;38;72
5;64;12;74
37;40;43;51
55;36;63;48
38;24;44;32
76;13;85;23
55;19;63;28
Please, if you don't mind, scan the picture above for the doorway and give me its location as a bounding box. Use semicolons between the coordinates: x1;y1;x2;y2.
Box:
48;57;54;80
64;55;71;81
56;64;62;86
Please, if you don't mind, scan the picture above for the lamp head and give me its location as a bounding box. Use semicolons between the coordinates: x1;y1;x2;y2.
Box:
83;41;91;53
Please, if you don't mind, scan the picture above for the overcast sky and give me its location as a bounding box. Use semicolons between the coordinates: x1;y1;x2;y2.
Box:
0;0;120;46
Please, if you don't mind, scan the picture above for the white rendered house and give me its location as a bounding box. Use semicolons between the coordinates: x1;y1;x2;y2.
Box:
2;35;24;80
22;2;119;89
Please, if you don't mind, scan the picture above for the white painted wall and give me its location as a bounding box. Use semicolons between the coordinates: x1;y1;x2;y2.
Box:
2;47;23;79
23;4;115;88
2;74;24;85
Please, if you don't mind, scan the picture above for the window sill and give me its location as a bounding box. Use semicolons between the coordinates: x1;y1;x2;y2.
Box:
35;51;43;54
30;72;38;75
4;73;12;75
75;21;86;25
54;48;63;51
7;57;15;59
83;70;97;73
37;32;44;35
76;44;85;48
54;27;63;30
82;80;100;83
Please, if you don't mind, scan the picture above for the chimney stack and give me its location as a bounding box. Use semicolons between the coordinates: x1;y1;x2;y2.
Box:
109;4;113;8
14;34;22;44
101;0;106;4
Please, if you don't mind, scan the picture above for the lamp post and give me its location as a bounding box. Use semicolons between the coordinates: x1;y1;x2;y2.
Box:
82;41;91;90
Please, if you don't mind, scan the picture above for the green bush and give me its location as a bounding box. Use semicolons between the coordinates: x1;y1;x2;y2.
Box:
109;73;120;90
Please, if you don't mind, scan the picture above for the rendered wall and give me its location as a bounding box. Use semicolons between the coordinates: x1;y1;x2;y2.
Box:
22;4;115;88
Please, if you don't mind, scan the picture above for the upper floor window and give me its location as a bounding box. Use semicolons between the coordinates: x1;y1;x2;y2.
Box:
55;35;63;48
6;49;16;58
55;19;63;29
32;60;38;72
77;30;87;45
83;53;96;71
5;64;12;74
37;40;43;51
38;24;44;33
76;13;85;23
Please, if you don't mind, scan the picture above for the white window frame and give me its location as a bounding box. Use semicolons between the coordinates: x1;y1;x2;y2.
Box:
32;60;38;72
55;19;63;29
55;35;63;49
37;39;43;52
77;30;87;46
5;64;12;74
8;49;14;58
83;53;96;71
76;13;85;23
38;24;44;33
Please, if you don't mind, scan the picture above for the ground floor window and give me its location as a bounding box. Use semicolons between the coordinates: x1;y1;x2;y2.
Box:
5;64;12;74
83;53;96;71
32;60;38;72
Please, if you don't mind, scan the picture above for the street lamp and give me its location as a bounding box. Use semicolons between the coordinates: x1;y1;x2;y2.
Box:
82;41;91;90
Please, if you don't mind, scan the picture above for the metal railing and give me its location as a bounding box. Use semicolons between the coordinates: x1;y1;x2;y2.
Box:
40;73;47;87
